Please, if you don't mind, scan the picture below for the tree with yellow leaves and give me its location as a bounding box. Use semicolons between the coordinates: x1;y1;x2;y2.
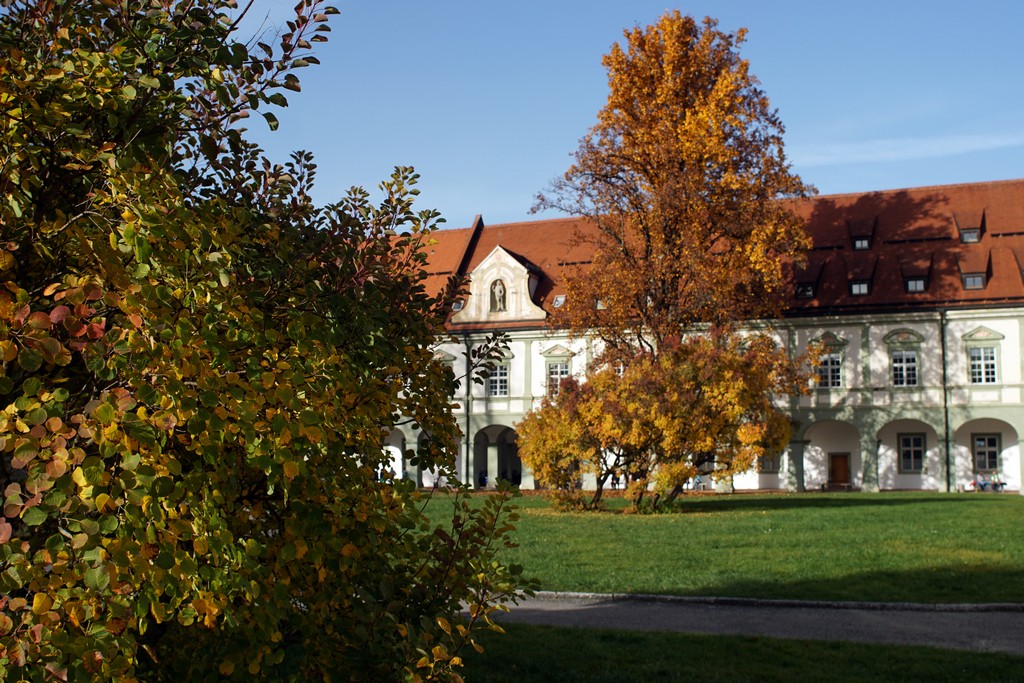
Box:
523;12;814;506
535;11;812;357
520;330;808;510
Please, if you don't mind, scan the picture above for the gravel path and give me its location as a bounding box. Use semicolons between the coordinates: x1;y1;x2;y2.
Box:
495;592;1024;655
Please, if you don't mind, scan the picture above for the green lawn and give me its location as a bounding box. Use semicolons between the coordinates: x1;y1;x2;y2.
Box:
431;491;1024;603
460;624;1024;682
430;492;1024;681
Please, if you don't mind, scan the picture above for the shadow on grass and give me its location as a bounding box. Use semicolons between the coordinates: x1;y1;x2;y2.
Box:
674;492;1004;515
686;564;1024;604
462;623;1024;683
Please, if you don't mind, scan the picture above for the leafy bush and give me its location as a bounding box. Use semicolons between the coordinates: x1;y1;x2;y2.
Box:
0;1;528;680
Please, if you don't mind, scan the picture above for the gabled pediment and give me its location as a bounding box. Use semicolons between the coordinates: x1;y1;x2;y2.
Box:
884;329;924;346
451;245;547;324
812;331;848;349
540;344;575;358
962;326;1004;342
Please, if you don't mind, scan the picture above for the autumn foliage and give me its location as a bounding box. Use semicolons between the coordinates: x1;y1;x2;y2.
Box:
0;1;526;680
519;330;808;510
535;11;812;357
523;12;815;506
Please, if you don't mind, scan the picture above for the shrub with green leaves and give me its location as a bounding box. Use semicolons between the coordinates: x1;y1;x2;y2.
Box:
0;1;528;680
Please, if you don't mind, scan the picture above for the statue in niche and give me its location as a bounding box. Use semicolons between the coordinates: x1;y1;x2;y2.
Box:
490;279;507;312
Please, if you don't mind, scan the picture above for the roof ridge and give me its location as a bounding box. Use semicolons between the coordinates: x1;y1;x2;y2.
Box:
813;177;1024;200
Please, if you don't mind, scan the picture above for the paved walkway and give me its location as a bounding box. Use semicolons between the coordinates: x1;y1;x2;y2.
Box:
495;592;1024;655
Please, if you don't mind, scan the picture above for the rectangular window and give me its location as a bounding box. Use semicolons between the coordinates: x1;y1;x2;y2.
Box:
796;283;815;299
759;454;780;474
853;237;870;250
960;229;980;243
488;363;509;397
816;353;842;388
905;278;925;293
963;273;985;290
850;281;869;296
547;362;570;397
968;347;997;384
973;434;999;471
891;350;918;387
898;433;925;473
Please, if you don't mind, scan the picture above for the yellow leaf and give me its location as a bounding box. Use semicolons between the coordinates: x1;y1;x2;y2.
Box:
341;543;357;557
71;468;88;487
436;616;451;635
282;460;299;480
219;660;234;676
32;593;53;615
193;537;209;555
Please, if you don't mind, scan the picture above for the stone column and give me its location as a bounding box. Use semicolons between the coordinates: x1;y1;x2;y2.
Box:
787;439;807;492
861;432;880;492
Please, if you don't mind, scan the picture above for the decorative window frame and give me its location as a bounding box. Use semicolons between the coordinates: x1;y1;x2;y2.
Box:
963;327;1003;385
811;332;848;389
487;363;509;397
884;329;924;388
541;344;574;397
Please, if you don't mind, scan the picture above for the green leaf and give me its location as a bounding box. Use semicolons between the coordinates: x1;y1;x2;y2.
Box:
94;403;117;425
84;565;110;591
22;506;47;526
17;349;42;372
262;111;279;131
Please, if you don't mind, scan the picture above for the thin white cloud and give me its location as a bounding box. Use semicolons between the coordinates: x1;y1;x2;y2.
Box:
791;131;1024;167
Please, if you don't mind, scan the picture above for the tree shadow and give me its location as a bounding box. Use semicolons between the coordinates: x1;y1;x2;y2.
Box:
790;188;971;310
675;491;979;514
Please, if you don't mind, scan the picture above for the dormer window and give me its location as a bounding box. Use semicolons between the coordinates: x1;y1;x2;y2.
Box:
853;237;870;251
596;299;607;310
796;283;815;299
850;280;870;296
451;300;464;312
905;278;926;293
960;229;980;243
552;295;566;308
963;273;986;290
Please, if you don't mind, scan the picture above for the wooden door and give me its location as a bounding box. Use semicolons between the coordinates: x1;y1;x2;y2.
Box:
829;452;850;488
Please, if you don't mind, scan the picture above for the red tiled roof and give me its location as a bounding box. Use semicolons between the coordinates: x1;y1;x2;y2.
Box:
786;178;1024;314
423;179;1024;326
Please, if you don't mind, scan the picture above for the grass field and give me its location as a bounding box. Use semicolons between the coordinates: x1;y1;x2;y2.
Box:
459;624;1024;682
429;491;1024;603
430;492;1024;680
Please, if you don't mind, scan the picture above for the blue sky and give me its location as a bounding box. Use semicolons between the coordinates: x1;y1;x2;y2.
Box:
241;1;1024;229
